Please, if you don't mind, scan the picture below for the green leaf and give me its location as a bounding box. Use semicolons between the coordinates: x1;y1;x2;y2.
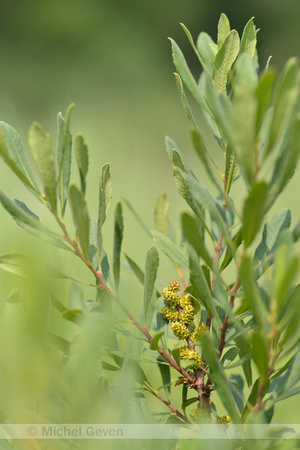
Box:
0;122;40;198
0;253;29;277
251;330;269;379
269;116;300;203
157;356;171;396
212;30;240;94
183;172;233;252
143;245;159;328
150;330;165;350
217;13;230;48
254;209;291;266
204;77;233;151
239;17;257;60
62;308;85;325
273;244;298;310
113;201;124;290
196;32;218;75
202;333;241;423
220;228;243;272
255;70;276;133
243;182;268;248
152;231;189;271
4;288;23;328
231;54;258;185
221;347;239;367
190;127;223;191
121;196;152;239
169;38;209;113
234;326;252;387
74;133;89;195
225;144;238;195
69;184;90;260
129;393;155;423
181;213;213;269
241;378;270;422
240;256;269;329
97;163;112;265
48;331;71;356
265;58;299;158
269;346;300;401
167;144;213;242
124;253;145;286
28;122;57;214
57;103;74;217
154;192;170;237
188;246;221;327
174;73;196;127
0;191;71;250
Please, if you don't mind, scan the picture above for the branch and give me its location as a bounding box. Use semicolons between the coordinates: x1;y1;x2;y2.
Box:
57;218;195;385
144;381;190;423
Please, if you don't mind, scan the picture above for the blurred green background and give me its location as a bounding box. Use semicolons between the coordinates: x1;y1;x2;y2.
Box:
1;0;300;261
0;0;300;437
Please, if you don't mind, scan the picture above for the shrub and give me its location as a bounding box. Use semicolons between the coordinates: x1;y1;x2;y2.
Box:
0;12;299;446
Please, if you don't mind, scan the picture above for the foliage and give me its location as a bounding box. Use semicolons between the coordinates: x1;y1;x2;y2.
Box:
0;13;300;446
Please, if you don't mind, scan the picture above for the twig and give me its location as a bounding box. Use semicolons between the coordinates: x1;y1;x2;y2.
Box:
144;381;190;423
57;218;195;385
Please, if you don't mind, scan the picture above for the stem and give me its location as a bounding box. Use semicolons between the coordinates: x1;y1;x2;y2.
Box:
57;218;195;385
207;199;227;329
144;382;190;423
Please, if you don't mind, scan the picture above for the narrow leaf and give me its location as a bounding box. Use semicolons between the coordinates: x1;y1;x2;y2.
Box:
69;184;90;260
212;30;240;94
143;245;159;327
196;32;218;75
28;122;57;213
169;38;209;113
124;253;145;286
174;73;196;127
265;58;299;157
202;333;241;423
231;54;258;185
121;197;152;239
150;331;165;350
188;246;221;327
0;123;40;197
254;209;291;264
234;328;252;387
0;253;29;277
57;103;74;216
154;192;170;237
97;163;112;265
220;228;243;272
74;133;89;195
181;212;213;269
217;13;230;48
158;356;171;396
0;191;71;250
152;231;189;271
270;345;300;399
113;201;124;290
239;17;257;60
190;127;223;190
183;172;233;252
251;330;269;379
240;256;269;329
243;182;268;248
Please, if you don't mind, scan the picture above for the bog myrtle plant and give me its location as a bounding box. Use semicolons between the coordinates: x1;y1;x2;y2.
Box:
0;13;300;437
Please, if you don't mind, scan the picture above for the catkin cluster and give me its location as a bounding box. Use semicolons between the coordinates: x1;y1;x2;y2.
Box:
161;281;208;342
161;281;194;339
